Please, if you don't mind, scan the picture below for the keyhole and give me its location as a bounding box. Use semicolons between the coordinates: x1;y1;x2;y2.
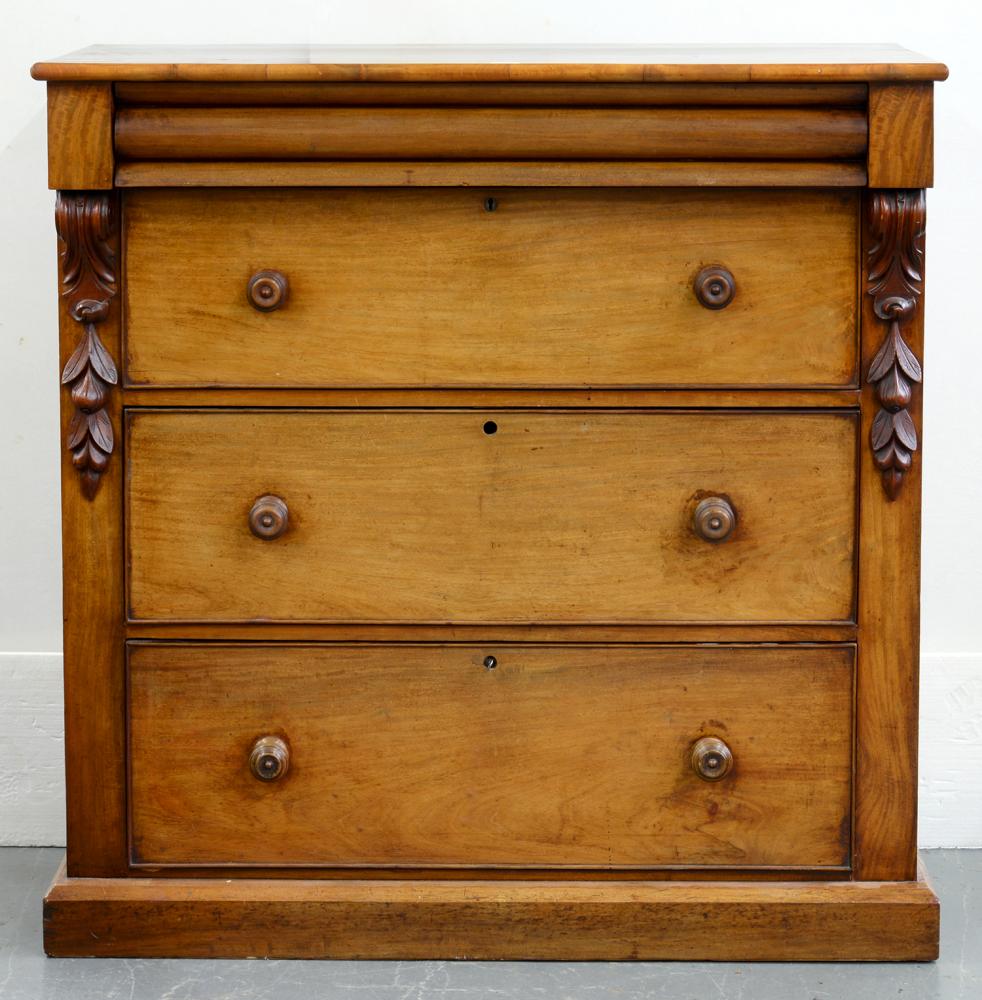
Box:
484;197;498;212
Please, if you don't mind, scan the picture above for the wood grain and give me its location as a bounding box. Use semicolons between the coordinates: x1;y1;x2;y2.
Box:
114;159;869;188
119;387;862;409
125;409;859;625
114;106;867;161
123;188;860;389
128;643;854;868
30;43;949;83
868;84;934;188
57;195;127;877
113;80;869;106
854;190;926;882
42;858;940;960
124;622;860;643
45;83;112;189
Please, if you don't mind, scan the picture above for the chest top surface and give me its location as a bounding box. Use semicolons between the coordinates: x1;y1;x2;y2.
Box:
32;43;948;82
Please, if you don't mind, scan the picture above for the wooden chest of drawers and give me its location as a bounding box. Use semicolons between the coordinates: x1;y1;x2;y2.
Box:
34;44;947;961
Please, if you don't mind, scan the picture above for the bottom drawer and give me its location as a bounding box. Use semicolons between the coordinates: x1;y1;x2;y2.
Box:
128;643;854;870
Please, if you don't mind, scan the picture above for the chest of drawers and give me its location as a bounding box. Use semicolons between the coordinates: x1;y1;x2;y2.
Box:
33;44;946;961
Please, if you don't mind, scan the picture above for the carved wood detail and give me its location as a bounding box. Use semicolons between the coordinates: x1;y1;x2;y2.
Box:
866;189;925;500
56;192;118;499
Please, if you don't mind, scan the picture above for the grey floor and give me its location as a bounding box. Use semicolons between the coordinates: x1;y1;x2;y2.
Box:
1;849;979;1000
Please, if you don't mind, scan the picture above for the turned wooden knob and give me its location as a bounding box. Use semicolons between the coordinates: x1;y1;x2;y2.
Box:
249;494;289;540
694;265;736;310
247;269;289;311
691;736;733;782
249;736;290;782
693;496;736;542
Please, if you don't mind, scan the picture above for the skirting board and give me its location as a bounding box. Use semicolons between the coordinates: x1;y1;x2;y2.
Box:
43;857;939;961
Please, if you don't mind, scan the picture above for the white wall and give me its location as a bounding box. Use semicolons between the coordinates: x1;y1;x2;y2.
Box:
2;0;980;847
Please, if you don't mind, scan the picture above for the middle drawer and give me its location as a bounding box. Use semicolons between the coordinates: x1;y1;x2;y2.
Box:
126;409;857;623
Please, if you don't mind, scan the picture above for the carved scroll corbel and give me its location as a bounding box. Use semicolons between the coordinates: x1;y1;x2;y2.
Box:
56;192;118;499
866;190;925;500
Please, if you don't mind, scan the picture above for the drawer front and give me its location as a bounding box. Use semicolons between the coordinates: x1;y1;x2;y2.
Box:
123;188;858;388
126;410;858;624
128;643;854;869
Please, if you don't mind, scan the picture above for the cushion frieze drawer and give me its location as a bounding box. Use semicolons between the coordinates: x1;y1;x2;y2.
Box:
127;642;855;870
122;188;859;389
125;408;858;624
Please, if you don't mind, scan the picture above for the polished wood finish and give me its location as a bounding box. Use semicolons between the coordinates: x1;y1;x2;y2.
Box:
31;43;949;83
114;106;867;161
114;159;869;188
56;193;118;499
119;386;861;409
128;643;853;869
691;736;735;782
125;410;858;624
854;189;926;883
247;494;289;540
868;83;934;188
37;47;943;960
42;860;940;960
693;497;737;543
123;188;860;389
45;83;113;190
248;736;290;783
865;191;925;499
246;269;288;312
125;621;860;643
114;80;870;106
693;265;736;310
56;195;127;878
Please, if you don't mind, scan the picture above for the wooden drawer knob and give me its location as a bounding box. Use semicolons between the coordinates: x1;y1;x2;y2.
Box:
693;265;735;310
249;494;289;540
249;736;290;782
693;496;736;542
247;269;289;312
691;736;733;782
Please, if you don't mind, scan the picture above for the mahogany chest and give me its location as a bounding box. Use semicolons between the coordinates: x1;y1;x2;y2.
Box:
33;44;947;960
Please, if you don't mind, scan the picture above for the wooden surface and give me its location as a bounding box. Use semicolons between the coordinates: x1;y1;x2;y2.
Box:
114;159;869;188
45;83;112;189
57;198;127;877
123;188;860;389
31;43;949;83
38;62;942;960
125;410;858;624
125;622;859;643
128;643;853;869
868;83;934;187
114;107;867;161
42;858;940;960
113;80;870;106
854;191;925;881
119;387;861;409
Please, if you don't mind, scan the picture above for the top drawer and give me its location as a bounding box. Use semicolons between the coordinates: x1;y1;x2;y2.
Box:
122;188;859;389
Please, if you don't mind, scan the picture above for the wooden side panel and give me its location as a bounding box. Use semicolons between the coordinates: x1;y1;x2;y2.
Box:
854;190;925;881
125;410;859;625
868;84;934;188
123;188;860;389
128;643;854;869
113;107;868;161
56;194;127;876
46;83;113;190
42;862;940;961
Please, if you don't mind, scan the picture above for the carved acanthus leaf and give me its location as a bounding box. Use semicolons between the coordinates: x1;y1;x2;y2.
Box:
866;190;926;500
56;192;118;500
